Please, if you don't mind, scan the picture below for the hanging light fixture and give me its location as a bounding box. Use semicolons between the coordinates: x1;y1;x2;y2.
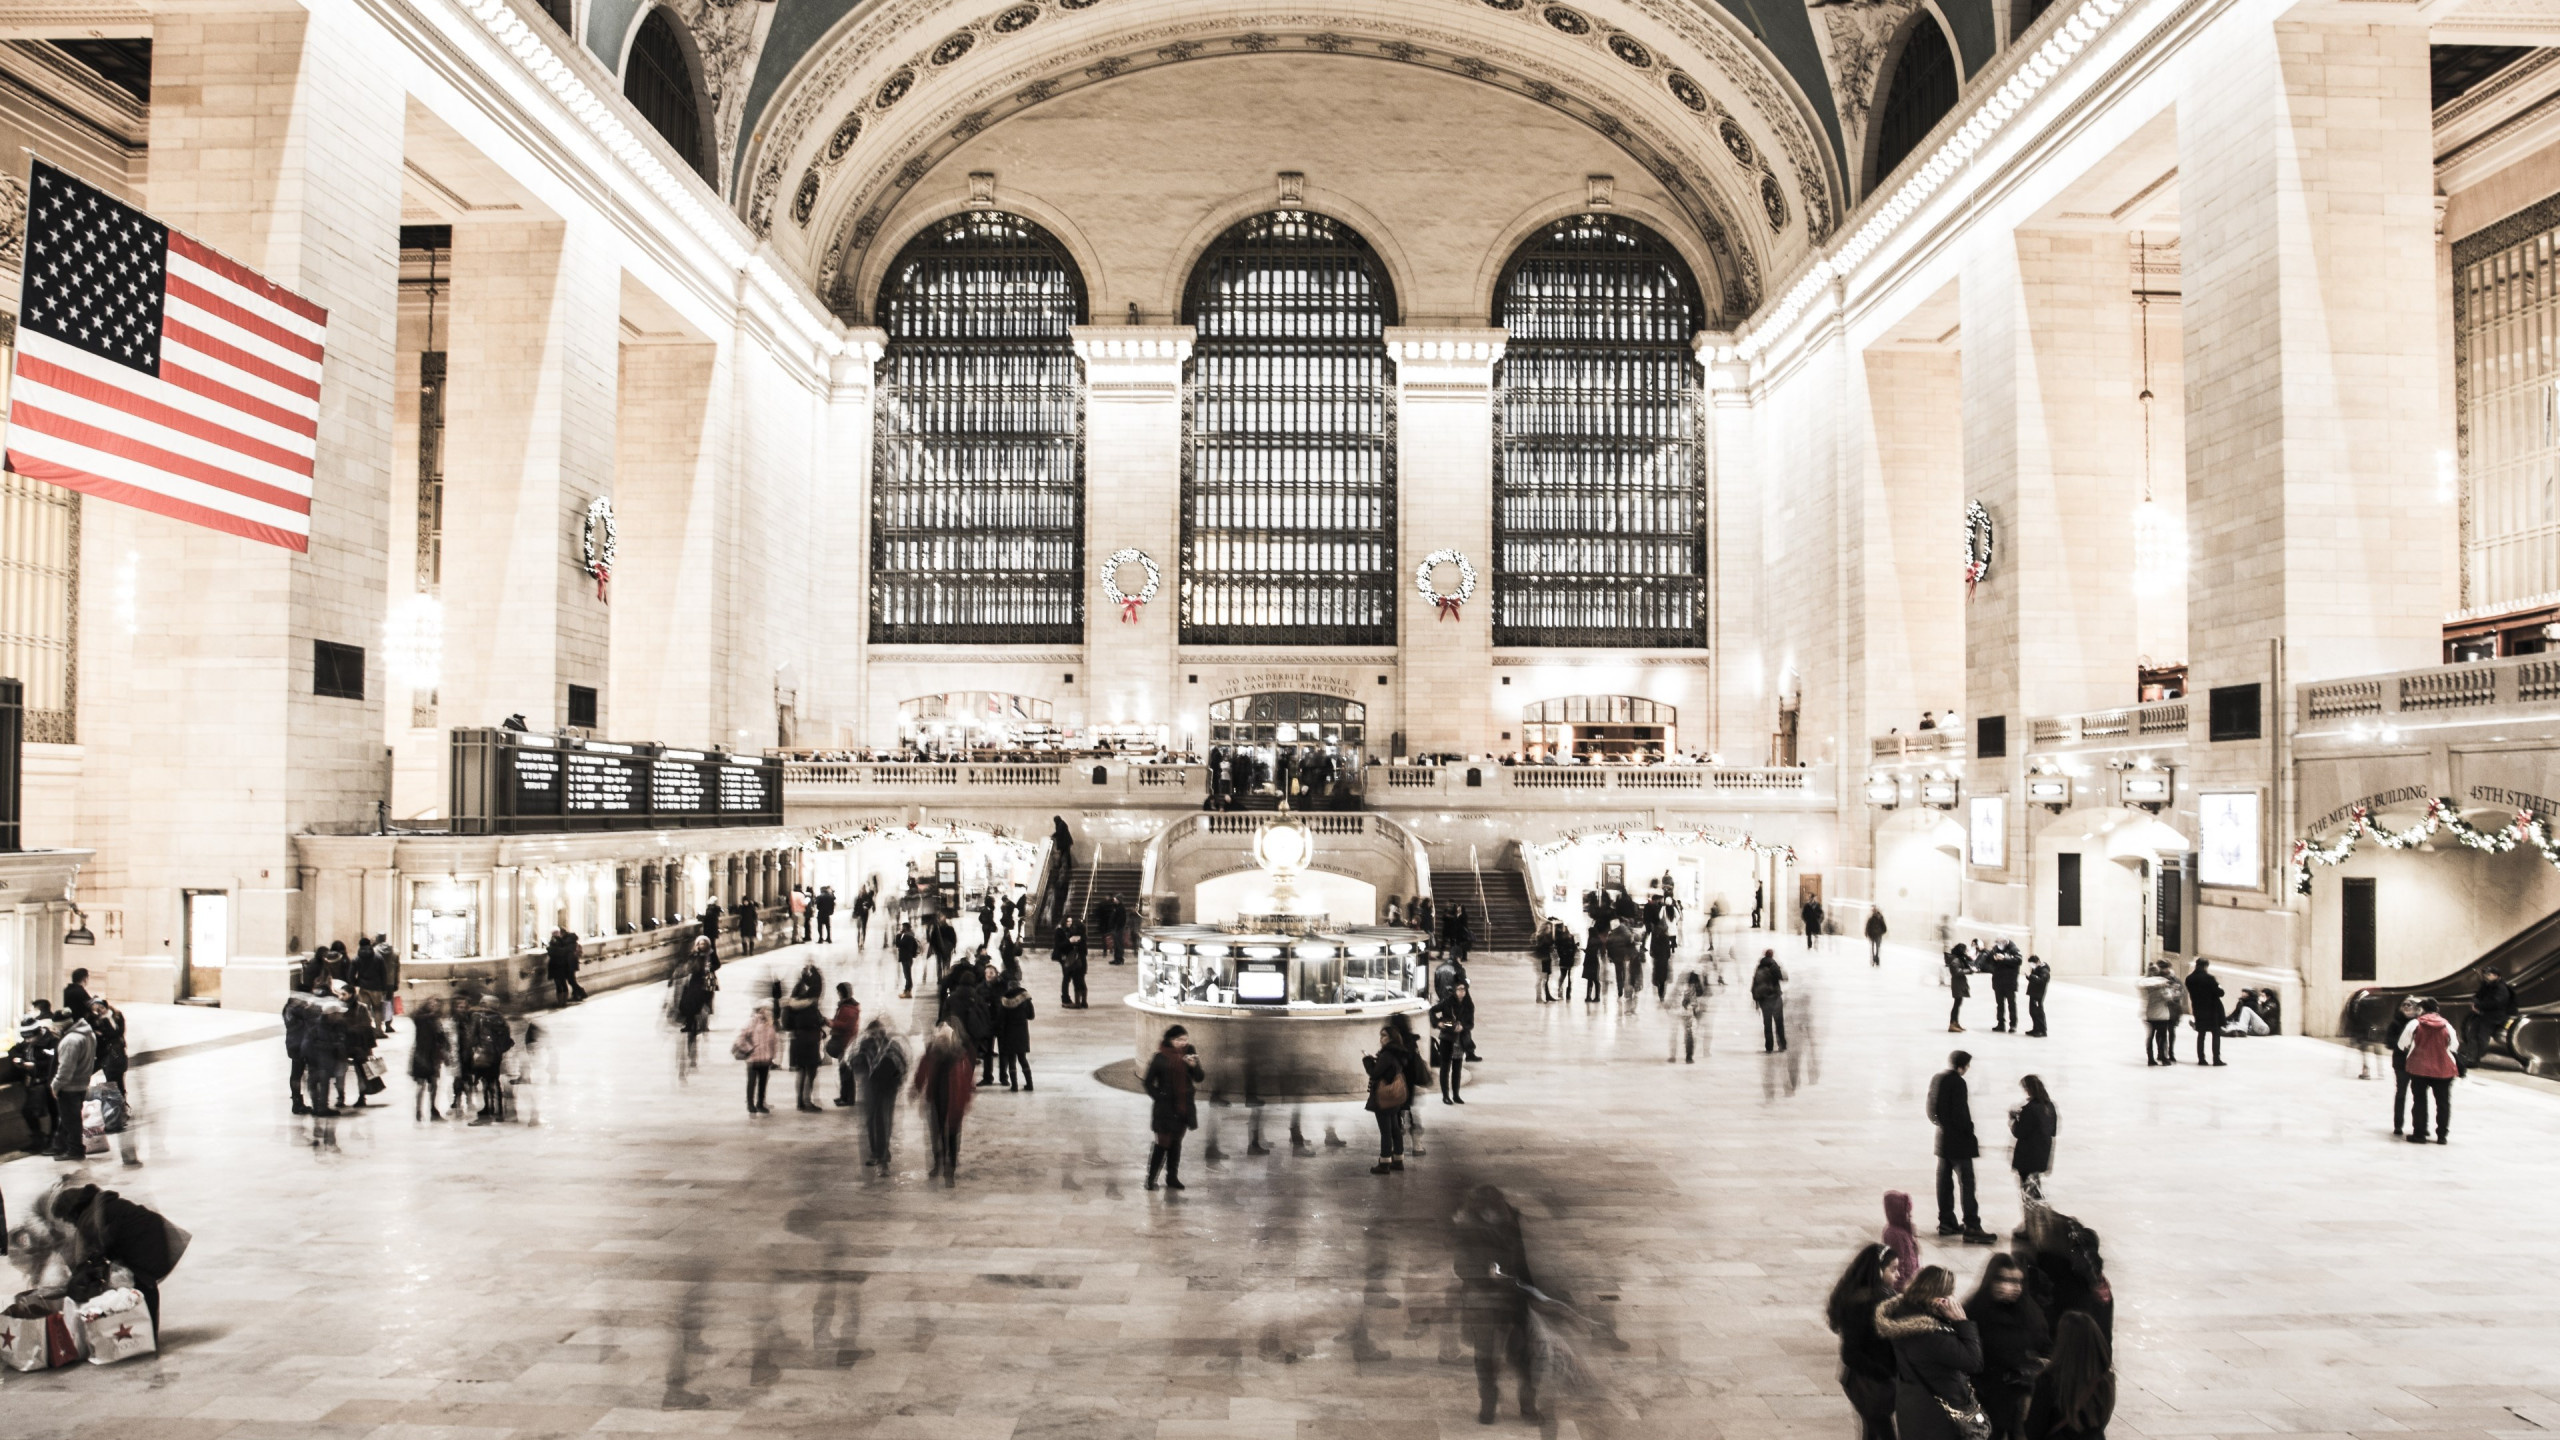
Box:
2131;233;2186;597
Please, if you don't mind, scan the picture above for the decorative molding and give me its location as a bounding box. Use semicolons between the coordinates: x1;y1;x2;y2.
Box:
865;646;1088;664
1492;651;1711;666
2436;51;2560;196
1386;325;1505;396
1176;649;1399;663
1072;324;1193;395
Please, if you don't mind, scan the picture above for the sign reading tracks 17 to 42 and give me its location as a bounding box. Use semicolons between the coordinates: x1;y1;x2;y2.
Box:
448;728;783;834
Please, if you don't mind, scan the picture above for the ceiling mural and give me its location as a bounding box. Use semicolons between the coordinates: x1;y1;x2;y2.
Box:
691;0;2022;322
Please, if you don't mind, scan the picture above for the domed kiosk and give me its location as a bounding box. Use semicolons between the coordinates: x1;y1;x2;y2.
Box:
1127;814;1430;1098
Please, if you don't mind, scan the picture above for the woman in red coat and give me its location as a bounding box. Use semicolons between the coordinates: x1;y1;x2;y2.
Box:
2398;998;2461;1143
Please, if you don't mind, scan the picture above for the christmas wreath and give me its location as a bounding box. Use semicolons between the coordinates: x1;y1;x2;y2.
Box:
1416;548;1477;620
1101;547;1160;622
582;496;617;601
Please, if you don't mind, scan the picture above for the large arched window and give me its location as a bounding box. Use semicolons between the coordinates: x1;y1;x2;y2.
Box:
624;8;708;182
1492;215;1707;647
1182;211;1398;646
870;211;1087;644
1871;15;1959;190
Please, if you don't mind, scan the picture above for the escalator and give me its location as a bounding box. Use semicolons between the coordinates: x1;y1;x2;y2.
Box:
2342;906;2560;1076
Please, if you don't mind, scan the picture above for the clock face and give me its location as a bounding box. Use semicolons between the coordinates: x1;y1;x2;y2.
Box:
1258;823;1311;872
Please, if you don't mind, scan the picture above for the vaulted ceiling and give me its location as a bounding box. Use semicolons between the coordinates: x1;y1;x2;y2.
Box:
575;0;2011;324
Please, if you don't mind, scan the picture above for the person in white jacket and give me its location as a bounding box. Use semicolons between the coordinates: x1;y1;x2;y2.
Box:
2136;960;2184;1067
48;1011;95;1160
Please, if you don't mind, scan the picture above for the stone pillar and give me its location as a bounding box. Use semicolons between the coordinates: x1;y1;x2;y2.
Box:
2175;14;2438;982
1073;328;1192;745
89;0;404;999
1701;337;1761;761
1388;329;1505;757
610;335;722;747
438;217;620;734
821;333;884;746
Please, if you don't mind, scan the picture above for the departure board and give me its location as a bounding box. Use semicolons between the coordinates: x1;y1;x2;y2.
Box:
450;729;786;834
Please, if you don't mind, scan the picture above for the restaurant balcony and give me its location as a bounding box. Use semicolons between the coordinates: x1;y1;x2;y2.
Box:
780;758;1833;813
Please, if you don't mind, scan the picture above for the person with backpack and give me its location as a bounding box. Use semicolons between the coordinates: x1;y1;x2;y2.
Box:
458;996;512;1125
734;1000;778;1115
1362;1015;1429;1174
2399;997;2461;1143
1143;1023;1203;1192
1751;950;1788;1052
826;983;862;1107
855;1018;909;1169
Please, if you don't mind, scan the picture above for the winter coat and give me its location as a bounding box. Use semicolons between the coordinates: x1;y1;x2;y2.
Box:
2011;1097;2058;1176
857;1027;909;1102
50;1022;96;1094
408;1014;451;1082
1362;1036;1428;1112
1948;964;1972;1000
2026;962;2051;1000
2184;969;2227;1029
1928;1069;1979;1160
1988;956;2022;995
827;1001;862;1059
735;1012;778;1065
994;989;1034;1054
2137;975;2182;1023
1750;959;1786;1007
910;1040;974;1131
1144;1041;1202;1137
1865;911;1889;941
1970;1293;2050;1395
2024;1364;2115;1439
1881;1191;1920;1290
1876;1299;1985;1440
2402;1012;2459;1079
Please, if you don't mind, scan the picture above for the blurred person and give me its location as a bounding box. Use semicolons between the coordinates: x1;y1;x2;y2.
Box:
458;995;513;1125
1532;922;1556;1003
43;1181;182;1332
1929;1050;1996;1244
911;1022;976;1183
784;963;827;1112
1946;949;1973;1033
1864;908;1888;966
1751;950;1788;1052
827;983;862;1106
2385;995;2424;1131
1801;892;1824;949
2023;1311;2114;1440
697;898;722;959
2010;1074;2057;1209
1430;982;1474;1104
818;883;841;944
1649;921;1674;1002
855;1018;909;1169
409;996;451;1120
543;926;584;1006
1880;1190;1920;1290
1581;923;1603;1004
2185;958;2227;1065
672;942;718;1073
735;1001;777;1115
1363;1014;1428;1174
1604;921;1637;1011
2470;966;2518;1061
790;884;810;944
893;920;919;998
732;896;760;956
1453;1184;1535;1424
2399;997;2460;1144
1144;1023;1202;1191
354;937;395;1032
1875;1265;1986;1440
1444;902;1473;963
2024;954;2051;1038
1669;967;1710;1063
994;978;1035;1092
2137;960;2181;1065
301;985;352;1120
1826;1243;1900;1440
1987;947;2022;1033
962;961;1000;1085
1968;1252;2050;1439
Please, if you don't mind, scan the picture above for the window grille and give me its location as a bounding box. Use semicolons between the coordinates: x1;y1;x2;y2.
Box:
1493;215;1707;648
624;8;707;180
1181;211;1397;646
871;211;1086;644
1874;18;1959;189
2456;200;2560;610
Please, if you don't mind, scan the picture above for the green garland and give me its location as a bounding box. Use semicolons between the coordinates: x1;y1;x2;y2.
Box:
2289;797;2560;895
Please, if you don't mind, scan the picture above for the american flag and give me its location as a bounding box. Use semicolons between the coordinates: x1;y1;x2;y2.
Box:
5;159;327;552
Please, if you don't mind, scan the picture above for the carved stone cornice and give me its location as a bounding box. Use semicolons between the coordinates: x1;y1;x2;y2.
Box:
1386;326;1504;397
1073;324;1195;396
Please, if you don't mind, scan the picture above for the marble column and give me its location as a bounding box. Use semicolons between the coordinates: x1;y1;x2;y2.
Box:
90;0;404;999
821;332;884;747
609;335;722;747
1073;327;1192;746
438;217;620;733
1701;337;1762;762
1387;329;1504;757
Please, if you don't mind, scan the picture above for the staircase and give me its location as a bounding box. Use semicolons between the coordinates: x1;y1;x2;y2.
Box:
1430;868;1539;952
1037;862;1144;941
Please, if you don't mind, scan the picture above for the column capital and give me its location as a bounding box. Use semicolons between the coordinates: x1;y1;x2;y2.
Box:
1694;330;1751;402
830;327;886;390
1072;325;1194;396
1385;326;1506;396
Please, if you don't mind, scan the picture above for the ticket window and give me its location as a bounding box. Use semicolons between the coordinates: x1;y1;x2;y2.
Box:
410;878;483;962
182;890;228;1001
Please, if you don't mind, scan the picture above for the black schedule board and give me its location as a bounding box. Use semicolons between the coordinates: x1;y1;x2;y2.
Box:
450;729;785;834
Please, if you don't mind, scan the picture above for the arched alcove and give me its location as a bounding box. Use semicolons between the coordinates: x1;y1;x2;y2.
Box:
623;6;712;184
1868;13;1960;195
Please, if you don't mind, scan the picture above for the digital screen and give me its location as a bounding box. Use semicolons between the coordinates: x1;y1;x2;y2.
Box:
1968;796;2006;868
564;751;643;813
717;761;771;813
453;729;784;833
651;759;707;813
1236;965;1287;1003
2198;792;2261;888
510;745;562;814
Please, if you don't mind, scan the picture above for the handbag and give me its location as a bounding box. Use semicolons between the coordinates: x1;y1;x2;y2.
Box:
730;1031;757;1062
824;1029;851;1061
1372;1056;1409;1111
1938;1384;1993;1440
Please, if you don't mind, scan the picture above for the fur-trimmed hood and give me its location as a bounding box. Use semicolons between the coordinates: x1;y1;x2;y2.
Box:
1872;1297;1948;1342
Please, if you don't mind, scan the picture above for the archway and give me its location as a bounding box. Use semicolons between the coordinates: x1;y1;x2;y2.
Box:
1206;692;1367;805
1519;695;1677;762
623;6;713;183
2032;807;2188;977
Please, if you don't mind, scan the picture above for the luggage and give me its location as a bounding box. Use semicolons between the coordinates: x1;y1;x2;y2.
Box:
76;1288;154;1364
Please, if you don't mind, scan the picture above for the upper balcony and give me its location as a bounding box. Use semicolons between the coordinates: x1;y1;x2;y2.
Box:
2295;654;2560;755
2025;699;2192;755
781;758;1832;812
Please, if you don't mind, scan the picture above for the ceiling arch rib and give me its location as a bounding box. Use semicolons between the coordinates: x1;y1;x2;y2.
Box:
736;0;1844;326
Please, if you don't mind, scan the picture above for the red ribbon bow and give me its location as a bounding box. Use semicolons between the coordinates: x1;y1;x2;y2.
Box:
1120;597;1144;623
1434;596;1463;621
592;564;610;602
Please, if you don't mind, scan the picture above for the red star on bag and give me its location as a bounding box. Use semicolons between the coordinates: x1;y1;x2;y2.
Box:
112;1324;134;1341
1;1328;14;1347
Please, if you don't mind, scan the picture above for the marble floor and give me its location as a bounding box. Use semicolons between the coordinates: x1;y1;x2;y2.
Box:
2;930;2555;1440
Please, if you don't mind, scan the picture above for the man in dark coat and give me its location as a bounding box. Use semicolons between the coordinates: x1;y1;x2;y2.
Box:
1801;895;1825;949
1987;947;2023;1033
60;968;93;1022
697;900;722;958
814;885;837;943
2185;959;2227;1066
2469;966;2519;1061
543;927;585;1006
2024;955;2052;1037
1864;909;1888;966
1927;1050;1994;1244
1143;1025;1203;1191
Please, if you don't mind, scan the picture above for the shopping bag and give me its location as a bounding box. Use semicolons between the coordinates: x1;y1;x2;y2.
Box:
80;1094;108;1155
391;993;405;1017
0;1301;56;1372
92;1079;128;1134
77;1288;154;1364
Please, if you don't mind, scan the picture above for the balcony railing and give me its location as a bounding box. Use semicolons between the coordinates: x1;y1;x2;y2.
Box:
2298;654;2560;729
1872;731;1963;762
2021;700;2190;754
783;759;1828;809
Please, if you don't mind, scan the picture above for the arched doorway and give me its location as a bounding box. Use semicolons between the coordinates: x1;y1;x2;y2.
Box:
1206;693;1365;806
1520;695;1676;761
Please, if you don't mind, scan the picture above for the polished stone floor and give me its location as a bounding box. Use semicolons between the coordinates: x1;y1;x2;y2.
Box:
3;930;2556;1439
